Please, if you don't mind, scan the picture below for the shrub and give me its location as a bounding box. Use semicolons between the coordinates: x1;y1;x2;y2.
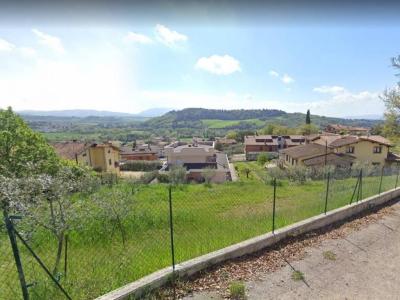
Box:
229;281;246;299
168;166;187;185
120;161;162;172
257;153;268;166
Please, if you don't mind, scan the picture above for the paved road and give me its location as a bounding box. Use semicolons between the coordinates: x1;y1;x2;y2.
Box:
186;202;400;299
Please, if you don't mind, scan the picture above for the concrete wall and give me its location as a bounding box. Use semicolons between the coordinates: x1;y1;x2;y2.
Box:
96;187;400;300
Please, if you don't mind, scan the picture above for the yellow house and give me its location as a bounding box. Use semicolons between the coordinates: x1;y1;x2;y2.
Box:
317;135;391;167
53;141;121;173
78;143;120;173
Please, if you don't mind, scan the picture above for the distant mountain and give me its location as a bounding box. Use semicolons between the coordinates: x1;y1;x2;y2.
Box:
19;109;134;117
144;108;380;130
136;107;172;117
344;114;384;120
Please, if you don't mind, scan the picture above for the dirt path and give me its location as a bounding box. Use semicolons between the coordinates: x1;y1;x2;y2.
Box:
181;201;400;299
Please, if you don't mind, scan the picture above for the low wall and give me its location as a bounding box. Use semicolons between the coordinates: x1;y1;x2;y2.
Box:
96;187;400;300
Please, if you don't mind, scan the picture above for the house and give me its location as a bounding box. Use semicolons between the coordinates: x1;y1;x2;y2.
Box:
244;135;305;160
53;141;120;173
324;124;370;135
164;141;231;183
280;134;395;169
279;143;354;168
120;144;158;161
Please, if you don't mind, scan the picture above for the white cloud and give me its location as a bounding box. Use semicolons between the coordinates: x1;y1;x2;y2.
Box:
195;55;241;75
0;38;15;51
124;32;153;44
18;47;36;58
313;85;346;94
269;70;294;84
32;29;65;54
269;70;279;77
281;74;294;84
155;24;187;47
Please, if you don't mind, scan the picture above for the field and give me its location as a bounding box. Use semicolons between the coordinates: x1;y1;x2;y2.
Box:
1;165;398;299
202;118;265;129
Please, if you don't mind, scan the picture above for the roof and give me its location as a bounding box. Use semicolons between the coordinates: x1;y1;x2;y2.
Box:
328;136;359;147
359;135;392;146
244;135;305;146
52;142;87;160
303;153;355;167
280;143;328;159
120;146;157;155
325;135;392;147
386;152;400;162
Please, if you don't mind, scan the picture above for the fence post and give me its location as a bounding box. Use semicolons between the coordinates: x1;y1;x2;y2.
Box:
168;185;176;298
272;178;276;234
396;163;399;189
64;234;68;279
3;209;29;300
324;172;330;214
349;173;360;205
378;166;384;195
357;169;363;202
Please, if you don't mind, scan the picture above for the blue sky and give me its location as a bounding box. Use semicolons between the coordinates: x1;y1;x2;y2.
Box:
0;22;399;117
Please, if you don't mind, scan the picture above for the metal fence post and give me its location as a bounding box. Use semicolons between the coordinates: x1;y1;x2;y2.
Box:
395;163;399;189
350;173;360;205
378;166;384;195
324;172;330;214
64;234;68;279
272;178;276;234
358;169;363;202
168;185;176;298
3;209;29;300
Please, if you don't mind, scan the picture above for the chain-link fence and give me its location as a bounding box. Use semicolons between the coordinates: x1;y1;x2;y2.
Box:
1;164;399;299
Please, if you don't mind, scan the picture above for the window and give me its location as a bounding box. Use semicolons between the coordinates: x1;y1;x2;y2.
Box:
109;159;112;165
372;162;380;166
346;146;354;154
373;146;382;154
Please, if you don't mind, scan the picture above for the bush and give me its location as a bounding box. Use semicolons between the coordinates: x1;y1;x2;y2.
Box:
257;153;268;166
138;171;159;184
120;161;162;172
229;281;246;299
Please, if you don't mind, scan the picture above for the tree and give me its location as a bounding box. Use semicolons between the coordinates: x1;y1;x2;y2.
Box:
202;167;216;185
0;107;60;177
168;165;187;185
298;124;319;135
306;109;311;124
382;56;400;137
257;153;268;166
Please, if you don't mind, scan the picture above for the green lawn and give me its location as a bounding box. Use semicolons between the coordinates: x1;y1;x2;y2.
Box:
1;172;398;299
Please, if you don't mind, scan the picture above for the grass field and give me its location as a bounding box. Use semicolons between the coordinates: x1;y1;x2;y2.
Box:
1;167;398;299
202;118;265;129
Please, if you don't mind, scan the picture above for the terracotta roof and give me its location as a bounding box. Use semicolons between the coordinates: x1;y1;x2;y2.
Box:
359;135;392;146
303;153;354;167
244;135;305;146
52;142;87;160
120;146;157;155
328;136;359;147
280;143;328;159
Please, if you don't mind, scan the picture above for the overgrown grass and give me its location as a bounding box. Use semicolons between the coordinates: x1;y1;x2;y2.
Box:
1;172;398;299
202;118;265;129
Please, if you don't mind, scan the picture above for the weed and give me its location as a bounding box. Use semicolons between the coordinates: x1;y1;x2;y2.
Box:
323;250;337;261
291;270;304;281
229;281;246;299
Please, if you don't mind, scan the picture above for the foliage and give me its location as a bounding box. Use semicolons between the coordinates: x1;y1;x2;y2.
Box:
120;160;162;172
257;153;268;166
291;270;305;281
229;281;246;299
298;124;319;135
202;167;216;185
260;124;297;135
168;166;187;185
0;107;60;177
306;109;311;124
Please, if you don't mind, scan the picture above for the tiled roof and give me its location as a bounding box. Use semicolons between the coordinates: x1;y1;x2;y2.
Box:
303;153;354;167
52;142;87;160
280;143;328;159
359;135;392;146
328;136;359;147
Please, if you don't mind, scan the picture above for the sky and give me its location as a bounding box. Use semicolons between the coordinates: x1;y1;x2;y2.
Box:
0;1;399;117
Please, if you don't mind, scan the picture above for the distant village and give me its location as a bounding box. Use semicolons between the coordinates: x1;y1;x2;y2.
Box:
52;123;400;184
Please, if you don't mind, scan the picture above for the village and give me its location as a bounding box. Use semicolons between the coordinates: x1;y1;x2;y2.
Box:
51;123;400;184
